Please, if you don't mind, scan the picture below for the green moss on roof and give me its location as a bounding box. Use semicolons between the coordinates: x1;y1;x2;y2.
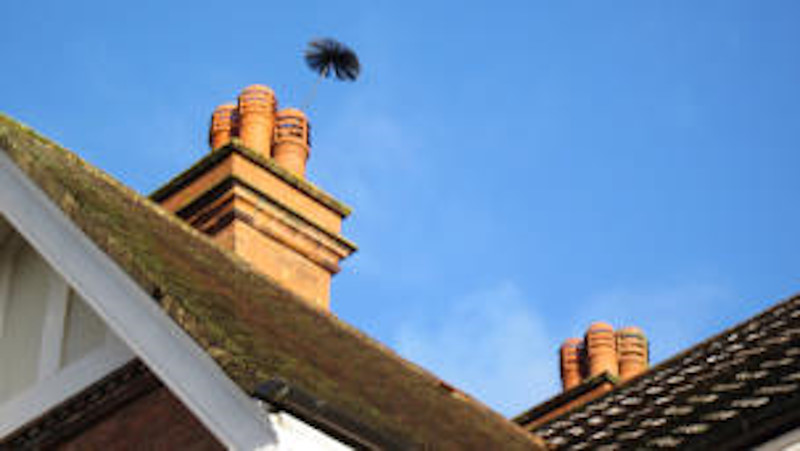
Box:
0;113;544;450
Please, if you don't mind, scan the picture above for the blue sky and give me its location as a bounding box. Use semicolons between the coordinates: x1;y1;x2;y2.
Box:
3;1;800;415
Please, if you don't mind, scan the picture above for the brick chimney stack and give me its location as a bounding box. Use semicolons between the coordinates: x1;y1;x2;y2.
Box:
558;323;649;391
152;84;356;310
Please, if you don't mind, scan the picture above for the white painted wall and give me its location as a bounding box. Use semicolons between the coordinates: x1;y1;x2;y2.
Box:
62;289;111;366
262;408;353;451
0;235;47;401
756;427;800;451
0;219;133;437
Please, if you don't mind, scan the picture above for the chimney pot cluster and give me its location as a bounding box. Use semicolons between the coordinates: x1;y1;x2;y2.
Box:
560;323;649;391
209;85;311;178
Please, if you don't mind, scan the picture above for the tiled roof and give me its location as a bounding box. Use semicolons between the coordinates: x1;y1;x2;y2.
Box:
0;114;544;450
532;294;800;450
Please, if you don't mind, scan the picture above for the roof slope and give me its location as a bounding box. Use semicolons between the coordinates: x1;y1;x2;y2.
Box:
532;293;800;450
0;114;543;450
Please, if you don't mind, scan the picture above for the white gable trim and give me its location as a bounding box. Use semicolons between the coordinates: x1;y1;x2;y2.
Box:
0;336;132;438
0;151;279;450
38;271;69;379
0;232;23;336
0;228;135;435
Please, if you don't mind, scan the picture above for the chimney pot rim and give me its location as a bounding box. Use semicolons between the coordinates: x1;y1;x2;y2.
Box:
240;84;276;95
277;107;307;117
588;321;614;332
618;326;645;335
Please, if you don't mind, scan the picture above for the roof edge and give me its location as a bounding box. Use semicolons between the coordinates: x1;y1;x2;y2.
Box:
513;372;618;427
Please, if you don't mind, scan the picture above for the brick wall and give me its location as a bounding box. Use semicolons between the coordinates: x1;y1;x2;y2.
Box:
55;386;223;450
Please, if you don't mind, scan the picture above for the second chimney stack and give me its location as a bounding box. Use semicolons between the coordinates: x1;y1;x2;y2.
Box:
558;323;649;391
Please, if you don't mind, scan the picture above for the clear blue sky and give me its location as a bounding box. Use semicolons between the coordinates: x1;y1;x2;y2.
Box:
3;1;800;415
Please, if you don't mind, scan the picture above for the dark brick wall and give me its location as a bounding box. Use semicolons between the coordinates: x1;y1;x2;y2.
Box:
54;386;223;451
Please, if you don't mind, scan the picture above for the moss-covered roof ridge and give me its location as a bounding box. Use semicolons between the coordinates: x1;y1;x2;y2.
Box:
0;113;544;450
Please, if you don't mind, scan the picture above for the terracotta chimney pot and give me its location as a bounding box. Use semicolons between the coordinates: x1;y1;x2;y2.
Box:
617;326;648;381
560;338;583;390
586;322;618;377
209;104;237;150
273;108;311;177
238;84;276;156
